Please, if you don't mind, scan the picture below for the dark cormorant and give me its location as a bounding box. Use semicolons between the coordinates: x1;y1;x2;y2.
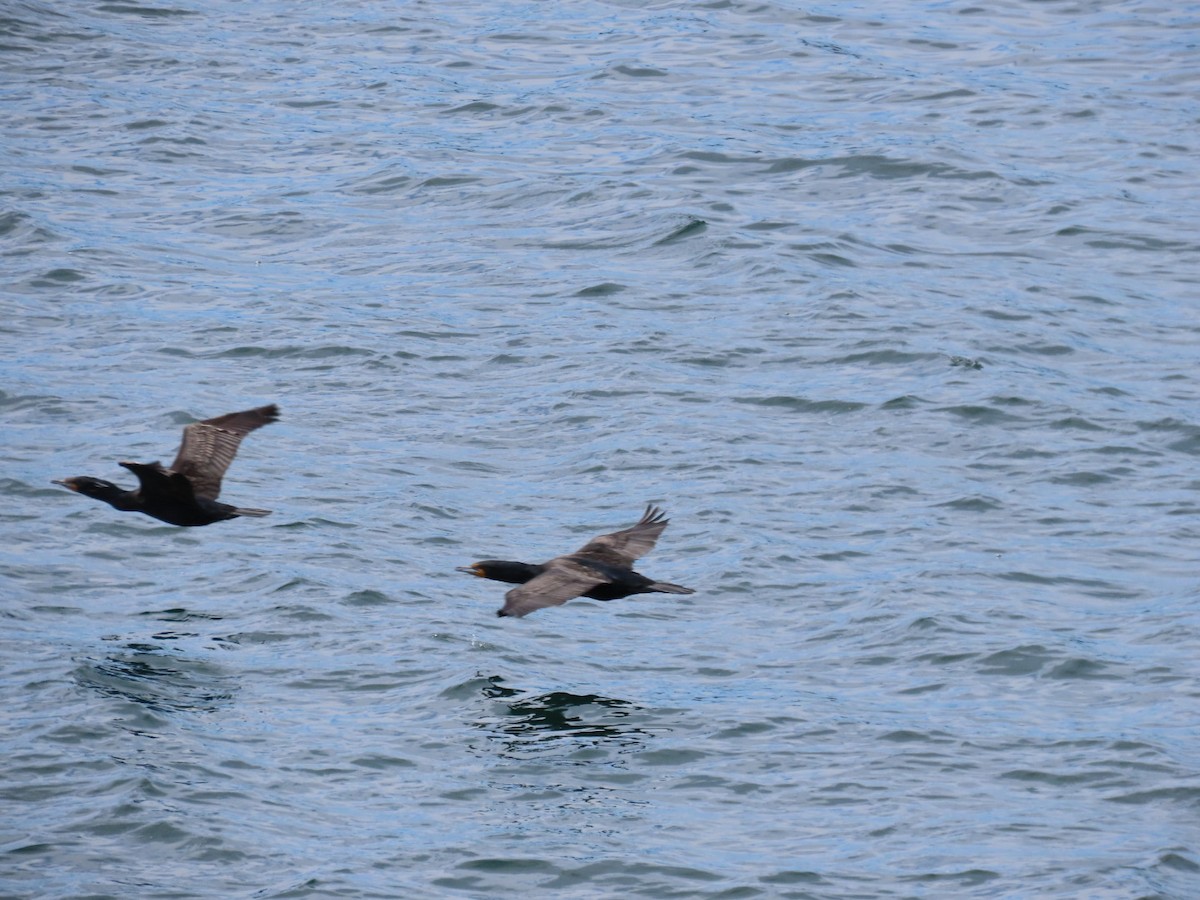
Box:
457;504;695;618
53;404;279;526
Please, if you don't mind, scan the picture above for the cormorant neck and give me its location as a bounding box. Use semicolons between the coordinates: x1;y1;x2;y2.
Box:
485;561;545;585
82;480;141;511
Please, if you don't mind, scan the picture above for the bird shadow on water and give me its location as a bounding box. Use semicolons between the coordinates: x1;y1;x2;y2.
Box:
469;674;658;760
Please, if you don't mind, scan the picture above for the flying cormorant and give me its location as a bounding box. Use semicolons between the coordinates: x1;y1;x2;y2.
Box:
53;404;279;526
457;505;695;617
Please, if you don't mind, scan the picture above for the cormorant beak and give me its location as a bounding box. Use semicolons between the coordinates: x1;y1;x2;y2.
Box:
455;565;483;577
52;479;79;492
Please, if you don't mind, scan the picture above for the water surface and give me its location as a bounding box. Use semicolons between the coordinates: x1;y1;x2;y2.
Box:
3;1;1199;897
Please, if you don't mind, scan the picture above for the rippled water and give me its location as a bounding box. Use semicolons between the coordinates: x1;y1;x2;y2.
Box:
4;1;1200;897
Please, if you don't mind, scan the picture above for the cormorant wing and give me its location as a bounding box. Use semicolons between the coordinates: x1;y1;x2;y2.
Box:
168;404;279;500
119;461;196;505
572;504;670;567
499;559;608;618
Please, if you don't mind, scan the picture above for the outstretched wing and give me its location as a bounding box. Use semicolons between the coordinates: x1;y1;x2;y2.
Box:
499;560;608;618
169;404;279;500
572;505;670;567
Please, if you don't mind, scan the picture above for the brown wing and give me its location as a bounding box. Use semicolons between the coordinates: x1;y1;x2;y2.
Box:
168;404;279;500
572;505;670;567
499;559;608;618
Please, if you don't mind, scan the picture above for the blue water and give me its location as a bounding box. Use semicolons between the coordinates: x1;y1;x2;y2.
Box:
3;1;1200;897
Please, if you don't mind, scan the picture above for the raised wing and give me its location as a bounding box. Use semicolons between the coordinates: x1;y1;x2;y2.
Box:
168;404;279;500
573;504;670;567
499;560;608;618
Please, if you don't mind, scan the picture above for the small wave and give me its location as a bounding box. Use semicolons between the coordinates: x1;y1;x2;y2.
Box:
736;395;868;414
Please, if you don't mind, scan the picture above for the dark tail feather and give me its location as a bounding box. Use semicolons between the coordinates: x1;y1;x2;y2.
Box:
651;581;694;595
233;507;272;518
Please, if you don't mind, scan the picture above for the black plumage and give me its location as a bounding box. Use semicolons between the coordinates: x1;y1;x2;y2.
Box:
457;505;695;618
53;404;279;526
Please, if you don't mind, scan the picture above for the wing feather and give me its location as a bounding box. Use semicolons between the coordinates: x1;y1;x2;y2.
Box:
499;560;608;618
572;504;670;567
168;404;279;500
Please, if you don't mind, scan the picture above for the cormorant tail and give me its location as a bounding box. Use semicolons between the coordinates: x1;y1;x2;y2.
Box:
650;581;694;595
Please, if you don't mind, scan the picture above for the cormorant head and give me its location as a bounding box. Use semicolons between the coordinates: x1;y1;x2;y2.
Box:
455;560;542;585
53;476;123;500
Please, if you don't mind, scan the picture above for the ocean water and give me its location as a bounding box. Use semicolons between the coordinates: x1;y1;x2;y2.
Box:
3;0;1199;897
